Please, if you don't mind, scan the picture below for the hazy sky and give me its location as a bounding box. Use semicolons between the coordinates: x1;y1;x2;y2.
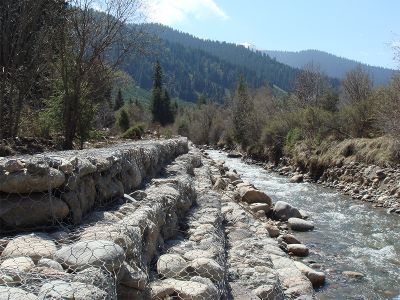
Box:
146;0;400;69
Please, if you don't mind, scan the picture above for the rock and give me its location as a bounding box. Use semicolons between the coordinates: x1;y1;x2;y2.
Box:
1;233;57;262
165;278;219;300
213;177;227;190
265;224;280;238
278;234;301;245
0;286;37;300
0;167;65;193
250;203;271;214
298;209;310;219
183;250;215;261
187;258;224;282
288;218;314;232
54;240;125;271
294;261;325;287
0;194;69;229
227;152;242;158
150;280;175;299
38;280;107;300
37;258;64;271
73;267;115;292
290;174;304;183
231;179;244;186
254;284;283;300
287;244;309;257
239;187;272;205
225;171;240;182
157;254;187;278
0;256;35;273
190;276;219;299
273;201;302;221
4;160;24;173
342;271;364;279
119;262;147;290
255;210;266;218
229;283;259;300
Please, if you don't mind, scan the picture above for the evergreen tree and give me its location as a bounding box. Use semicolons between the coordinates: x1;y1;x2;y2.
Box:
161;89;174;125
114;89;124;111
151;61;163;124
232;76;253;147
118;109;130;132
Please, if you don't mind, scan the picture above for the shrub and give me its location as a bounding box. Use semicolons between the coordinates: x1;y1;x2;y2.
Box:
118;109;130;132
284;128;302;154
122;123;145;139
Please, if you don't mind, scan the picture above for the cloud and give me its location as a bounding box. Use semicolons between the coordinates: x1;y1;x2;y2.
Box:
145;0;229;25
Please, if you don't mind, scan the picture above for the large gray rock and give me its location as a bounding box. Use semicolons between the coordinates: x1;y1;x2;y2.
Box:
273;201;302;221
37;258;63;271
157;254;187;278
288;218;315;232
38;280;107;300
54;240;125;271
0;167;65;193
239;187;272;205
294;261;325;287
119;262;147;290
287;244;309;257
1;233;57;262
0;256;35;273
188;258;224;283
0;194;69;229
73;267;115;293
0;286;37;300
156;279;219;300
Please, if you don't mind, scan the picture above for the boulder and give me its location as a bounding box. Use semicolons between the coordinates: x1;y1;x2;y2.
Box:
225;171;240;182
38;280;107;300
0;287;37;300
165;278;219;300
227;151;242;158
0;256;35;273
157;254;187;278
0;193;69;229
273;201;302;221
0;167;65;193
294;261;325;287
250;203;271;214
54;240;125;271
288;218;314;232
4;160;24;173
119;262;147;290
213;177;227;190
287;244;309;257
183;250;215;261
187;258;224;283
73;267;115;292
278;234;301;245
190;276;219;299
290;174;304;183
37;258;63;271
254;283;283;300
265;224;280;238
239;187;272;205
1;233;57;262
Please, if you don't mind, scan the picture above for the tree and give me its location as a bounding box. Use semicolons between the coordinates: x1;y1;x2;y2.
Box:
151;61;174;126
118;109;130;132
58;0;146;149
114;89;124;111
0;0;65;139
342;65;373;104
232;76;253;147
294;63;330;108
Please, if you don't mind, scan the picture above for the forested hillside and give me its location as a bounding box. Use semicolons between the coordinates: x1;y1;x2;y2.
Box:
265;49;397;86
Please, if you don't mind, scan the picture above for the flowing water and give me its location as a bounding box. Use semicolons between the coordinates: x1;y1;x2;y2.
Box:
207;150;400;300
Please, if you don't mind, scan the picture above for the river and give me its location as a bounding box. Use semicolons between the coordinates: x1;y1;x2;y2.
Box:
207;150;400;300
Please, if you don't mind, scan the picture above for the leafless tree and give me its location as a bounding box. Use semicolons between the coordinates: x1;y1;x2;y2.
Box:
294;63;329;107
342;65;372;104
59;0;147;149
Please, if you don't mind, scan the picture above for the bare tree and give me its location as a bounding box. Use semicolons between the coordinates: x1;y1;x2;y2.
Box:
58;0;147;149
0;0;65;139
342;65;372;104
294;63;330;108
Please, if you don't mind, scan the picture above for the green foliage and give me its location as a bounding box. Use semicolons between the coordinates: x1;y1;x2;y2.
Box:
118;109;130;132
284;128;302;153
38;92;64;137
114;89;124;111
121;123;145;139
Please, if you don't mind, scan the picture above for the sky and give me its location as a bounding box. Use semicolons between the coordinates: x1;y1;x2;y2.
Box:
146;0;400;69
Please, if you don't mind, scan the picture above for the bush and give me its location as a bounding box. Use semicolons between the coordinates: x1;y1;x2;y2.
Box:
118;109;130;132
284;128;302;154
121;123;145;139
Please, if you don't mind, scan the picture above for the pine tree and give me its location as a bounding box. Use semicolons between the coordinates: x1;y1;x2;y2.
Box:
118;109;130;132
114;89;124;111
232;76;253;147
151;61;163;124
161;89;174;125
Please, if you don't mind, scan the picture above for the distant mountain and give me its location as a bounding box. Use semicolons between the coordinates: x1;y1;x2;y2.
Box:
264;49;397;85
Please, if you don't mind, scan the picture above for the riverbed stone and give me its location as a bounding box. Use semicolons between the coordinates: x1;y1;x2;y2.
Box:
157;254;187;278
0;256;35;273
265;224;280;238
0;286;37;300
165;278;218;300
37;258;63;271
0;167;65;193
239;187;272;205
54;240;125;271
278;234;301;245
250;203;271;213
38;280;107;300
288;218;315;231
342;271;364;279
1;233;57;262
294;261;325;287
119;262;147;290
290;174;304;183
188;258;224;283
287;244;309;257
273;201;302;221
